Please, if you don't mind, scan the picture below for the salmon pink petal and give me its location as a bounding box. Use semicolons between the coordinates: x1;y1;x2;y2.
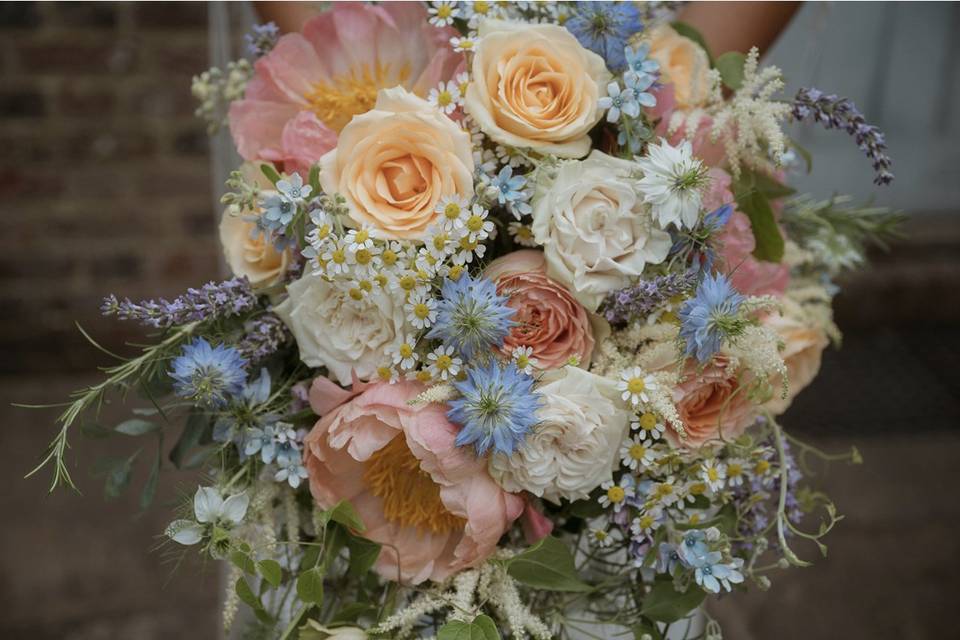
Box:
228;99;298;162
257;34;324;105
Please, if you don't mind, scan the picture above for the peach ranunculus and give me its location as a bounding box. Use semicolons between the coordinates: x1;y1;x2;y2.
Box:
762;297;829;415
483;250;608;369
303;381;524;584
318;87;474;240
219;164;290;287
646;24;712;110
464;20;611;158
229;2;462;176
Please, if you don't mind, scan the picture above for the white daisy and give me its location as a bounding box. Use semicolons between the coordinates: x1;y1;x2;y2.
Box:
454;71;470;100
701;460;727;492
427;345;462;381
511;346;538;375
320;240;350;276
463;203;494;243
619;436;656;471
405;291;438;329
635;138;708;230
590;527;614;548
648;476;680;507
599;477;635;512
389;335;420;370
450;35;476;53
427;1;459;27
725;458;746;487
508;221;538;247
427;80;461;114
375;364;400;384
618;367;658;406
434;194;470;231
631;410;666;440
631;507;663;537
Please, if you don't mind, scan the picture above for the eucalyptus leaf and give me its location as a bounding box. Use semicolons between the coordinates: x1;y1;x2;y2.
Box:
506;536;591;592
715;51;746;90
297;567;324;605
641;579;707;623
115;418;158;437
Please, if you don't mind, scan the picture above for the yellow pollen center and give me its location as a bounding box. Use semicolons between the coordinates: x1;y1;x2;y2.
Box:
363;436;464;533
516;355;529;368
374;274;388;287
432;234;448;251
349;288;363;301
437;5;452;18
629;444;647;460
317;224;331;239
607;486;626;503
755;460;771;475
399;344;414;358
382;249;398;266
331;249;346;264
689;482;706;495
444;202;461;219
459;237;478;251
437;90;453;107
355;249;372;265
399;275;416;291
305;62;410;132
377;366;393;381
638;514;655;529
355;229;369;243
728;464;743;477
707;468;719;481
627;377;646;394
435;354;453;370
449;265;464;280
655;483;673;498
466;215;483;232
416;370;432;383
639;412;657;430
359;279;373;292
413;303;430;319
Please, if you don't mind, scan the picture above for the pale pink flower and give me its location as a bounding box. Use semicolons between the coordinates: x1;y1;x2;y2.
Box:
229;3;463;176
303;381;524;584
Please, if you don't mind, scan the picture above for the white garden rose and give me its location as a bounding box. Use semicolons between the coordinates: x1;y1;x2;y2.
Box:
489;366;630;504
531;151;673;311
274;272;405;385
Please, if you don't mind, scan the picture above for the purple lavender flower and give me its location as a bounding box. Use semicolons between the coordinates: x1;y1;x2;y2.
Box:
245;22;279;59
601;271;696;325
791;87;894;186
102;277;258;329
236;314;289;363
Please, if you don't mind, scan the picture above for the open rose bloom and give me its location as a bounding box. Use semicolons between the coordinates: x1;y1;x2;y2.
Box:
51;4;897;637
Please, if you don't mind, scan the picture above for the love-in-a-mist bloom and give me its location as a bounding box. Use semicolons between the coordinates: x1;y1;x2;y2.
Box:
427;274;515;358
170;338;247;407
636;139;708;230
678;272;745;363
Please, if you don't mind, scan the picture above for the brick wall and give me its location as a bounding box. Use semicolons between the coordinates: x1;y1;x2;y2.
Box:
0;1;219;374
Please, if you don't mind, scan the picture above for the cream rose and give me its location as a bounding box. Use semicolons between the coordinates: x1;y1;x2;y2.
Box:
646;24;712;110
464;20;610;157
318;87;473;240
489;366;630;504
274;272;404;385
531;151;672;311
763;297;830;415
219;164;290;287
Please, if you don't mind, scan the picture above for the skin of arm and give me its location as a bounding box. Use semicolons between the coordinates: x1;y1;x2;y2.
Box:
677;1;802;56
253;1;321;35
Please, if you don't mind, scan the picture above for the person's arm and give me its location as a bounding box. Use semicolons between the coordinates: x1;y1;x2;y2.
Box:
677;1;802;56
254;1;321;34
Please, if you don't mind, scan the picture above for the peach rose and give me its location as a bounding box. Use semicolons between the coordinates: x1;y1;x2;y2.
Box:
464;20;610;157
484;250;608;369
319;87;474;240
646;25;712;110
762;298;829;415
303;381;523;584
219;165;290;287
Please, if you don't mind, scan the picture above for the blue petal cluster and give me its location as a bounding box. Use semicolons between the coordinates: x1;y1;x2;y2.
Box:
678;272;744;363
171;338;247;407
565;1;643;72
427;274;515;358
448;360;541;457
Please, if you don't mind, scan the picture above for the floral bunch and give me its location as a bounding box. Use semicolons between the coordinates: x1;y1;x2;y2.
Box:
29;3;900;640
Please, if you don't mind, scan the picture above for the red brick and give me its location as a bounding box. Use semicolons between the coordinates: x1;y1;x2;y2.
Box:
134;2;207;30
18;40;138;75
55;82;116;117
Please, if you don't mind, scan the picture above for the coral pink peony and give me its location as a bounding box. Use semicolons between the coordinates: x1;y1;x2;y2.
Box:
484;250;607;369
303;381;523;584
229;3;462;176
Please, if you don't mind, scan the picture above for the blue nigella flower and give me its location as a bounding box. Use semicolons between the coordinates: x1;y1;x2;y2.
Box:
426;274;515;358
565;2;643;72
678;272;745;363
448;360;541;457
170;338;247;407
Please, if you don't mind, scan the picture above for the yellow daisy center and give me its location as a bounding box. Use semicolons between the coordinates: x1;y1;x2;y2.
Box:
376;366;393;381
728;463;743;477
754;460;771;475
398;274;417;291
381;249;398;266
399;344;414;359
413;303;430;320
639;412;657;430
434;354;453;371
606;486;626;503
355;248;372;265
448;264;464;280
416;370;432;383
629;444;647;461
444;202;462;220
466;215;484;232
331;248;347;264
437;90;453;107
627;377;646;394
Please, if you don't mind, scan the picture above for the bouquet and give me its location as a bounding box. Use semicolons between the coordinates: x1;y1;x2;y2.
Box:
30;3;902;639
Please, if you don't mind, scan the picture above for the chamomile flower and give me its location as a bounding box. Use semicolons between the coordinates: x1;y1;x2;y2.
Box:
405;291;438;329
465;0;497;28
389;334;420;371
648;476;680;507
590;527;614;548
726;459;746;487
463;203;494;242
620;436;656;470
631;411;666;440
631;507;664;537
427;345;462;381
450;35;476;53
390;268;425;298
428;1;459;27
599;477;635;512
508;222;538;247
636;139;708;230
455;71;470;98
435;194;470;231
343;225;375;252
428;80;461;114
700;460;727;492
376;364;400;384
425;225;456;260
511;346;538;375
321;240;350;276
618;367;658;406
451;233;486;265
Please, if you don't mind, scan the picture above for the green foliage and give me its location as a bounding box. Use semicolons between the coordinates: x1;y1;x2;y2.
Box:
733;171;786;262
260;163;282;186
236;576;272;624
231;549;257;576
437;615;501;640
258;559;283;588
346;535;381;577
115;418;159;436
320;499;367;532
297;567;325;605
715;51;746;90
170;411;210;469
640;578;707;623
505;536;591;592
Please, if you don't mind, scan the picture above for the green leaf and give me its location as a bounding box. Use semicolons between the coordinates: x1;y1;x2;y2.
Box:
347;534;381;577
260;162;282;186
230;550;257;576
670;21;714;65
297;567;324;605
641;579;707;623
80;421;113;439
169;412;209;468
733;175;785;263
308;164;321;195
138;445;160;510
753;171;796;200
505;536;591;592
115;418;158;436
258;559;283;588
715;51;746;91
438;615;501;640
323;499;366;532
568;497;605;519
102;450;140;499
182;445;219;470
329;602;376;625
320;523;349;572
235;576;262;611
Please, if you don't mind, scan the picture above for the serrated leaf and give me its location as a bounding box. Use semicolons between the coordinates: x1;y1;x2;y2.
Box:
438;614;501;640
670;21;714;65
297;567;324;605
641;579;707;623
347;535;381;577
230;550;256;575
260;163;281;186
715;51;746;90
258;559;282;588
115;418;158;436
506;536;591;592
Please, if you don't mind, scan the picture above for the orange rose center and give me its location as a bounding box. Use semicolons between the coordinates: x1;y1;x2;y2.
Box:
305;62;411;132
363;435;464;534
